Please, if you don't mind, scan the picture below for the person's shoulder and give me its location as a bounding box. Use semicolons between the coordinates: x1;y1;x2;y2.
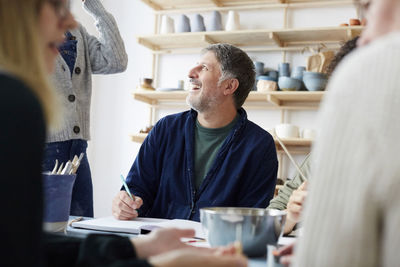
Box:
240;118;274;146
0;73;37;101
244;119;271;137
0;73;43;121
156;110;192;126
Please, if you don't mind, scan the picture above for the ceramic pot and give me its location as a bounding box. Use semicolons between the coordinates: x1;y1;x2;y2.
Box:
160;15;175;34
209;11;223;31
225;10;240;31
192;14;206;32
176;14;191;32
275;124;299;138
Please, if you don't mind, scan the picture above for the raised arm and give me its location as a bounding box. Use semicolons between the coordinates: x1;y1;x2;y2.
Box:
80;0;128;73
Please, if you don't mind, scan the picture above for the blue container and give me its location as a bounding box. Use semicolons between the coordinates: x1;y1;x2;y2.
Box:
42;173;76;222
267;71;278;81
291;66;306;81
278;76;302;91
257;75;275;81
278;62;290;77
303;72;328;91
254;61;265;76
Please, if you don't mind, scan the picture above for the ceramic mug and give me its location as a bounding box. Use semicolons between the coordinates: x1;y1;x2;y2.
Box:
275;123;299;138
225;10;240;31
42;173;77;232
191;14;206;32
160;15;175;34
177;80;184;89
291;66;306;80
278;63;290;77
176;14;191;33
254;61;265;76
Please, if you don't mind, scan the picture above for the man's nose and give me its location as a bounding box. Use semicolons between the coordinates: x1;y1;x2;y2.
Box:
188;65;199;78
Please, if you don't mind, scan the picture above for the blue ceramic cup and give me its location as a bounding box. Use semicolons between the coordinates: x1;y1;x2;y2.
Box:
278;63;290;77
42;173;76;232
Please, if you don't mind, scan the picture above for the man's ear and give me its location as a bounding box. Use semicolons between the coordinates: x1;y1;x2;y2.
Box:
223;78;239;96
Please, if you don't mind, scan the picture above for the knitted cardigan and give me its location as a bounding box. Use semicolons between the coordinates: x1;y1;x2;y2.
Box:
47;0;128;142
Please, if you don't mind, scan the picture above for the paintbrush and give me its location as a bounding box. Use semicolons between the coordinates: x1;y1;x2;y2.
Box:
275;135;309;181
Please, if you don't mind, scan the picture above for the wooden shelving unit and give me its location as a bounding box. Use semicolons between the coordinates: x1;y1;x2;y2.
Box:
134;0;362;179
130;133;312;154
133;90;324;109
140;0;354;11
137;26;363;53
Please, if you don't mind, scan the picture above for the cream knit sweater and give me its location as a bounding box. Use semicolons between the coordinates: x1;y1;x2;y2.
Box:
294;32;400;267
47;0;128;142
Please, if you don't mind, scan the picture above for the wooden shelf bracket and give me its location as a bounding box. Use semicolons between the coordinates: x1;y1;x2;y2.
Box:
210;0;223;7
140;0;162;11
267;94;282;106
270;32;284;47
203;35;216;44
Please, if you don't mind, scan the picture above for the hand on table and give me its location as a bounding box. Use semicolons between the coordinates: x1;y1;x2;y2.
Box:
148;246;247;267
133;228;247;267
112;190;143;220
284;181;308;234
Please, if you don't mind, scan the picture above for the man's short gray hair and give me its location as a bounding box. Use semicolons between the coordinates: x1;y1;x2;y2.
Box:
201;43;255;109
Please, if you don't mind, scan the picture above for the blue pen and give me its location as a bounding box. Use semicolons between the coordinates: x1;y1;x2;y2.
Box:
120;174;134;200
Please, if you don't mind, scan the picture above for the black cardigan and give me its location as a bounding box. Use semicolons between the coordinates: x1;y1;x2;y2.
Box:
0;73;151;267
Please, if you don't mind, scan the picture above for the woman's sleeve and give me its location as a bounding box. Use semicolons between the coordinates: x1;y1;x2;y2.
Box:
43;233;153;267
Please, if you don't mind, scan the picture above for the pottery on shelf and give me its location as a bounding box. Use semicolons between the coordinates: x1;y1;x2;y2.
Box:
208;11;223;31
176;14;191;33
160;15;175;34
278;76;302;91
191;14;206;32
225;10;240;31
303;71;328;91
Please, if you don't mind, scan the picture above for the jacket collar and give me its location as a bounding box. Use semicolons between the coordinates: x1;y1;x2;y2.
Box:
189;107;247;131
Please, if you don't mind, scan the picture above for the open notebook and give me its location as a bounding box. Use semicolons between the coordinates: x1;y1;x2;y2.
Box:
71;216;206;239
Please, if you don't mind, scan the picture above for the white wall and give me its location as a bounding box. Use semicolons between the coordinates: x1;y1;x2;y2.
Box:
71;1;357;217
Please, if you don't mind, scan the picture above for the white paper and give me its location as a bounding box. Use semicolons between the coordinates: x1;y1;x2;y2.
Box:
71;216;205;239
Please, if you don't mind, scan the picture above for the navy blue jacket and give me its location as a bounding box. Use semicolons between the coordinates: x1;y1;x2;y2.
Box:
126;108;278;221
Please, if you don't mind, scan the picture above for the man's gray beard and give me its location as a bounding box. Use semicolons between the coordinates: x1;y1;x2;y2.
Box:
186;93;218;113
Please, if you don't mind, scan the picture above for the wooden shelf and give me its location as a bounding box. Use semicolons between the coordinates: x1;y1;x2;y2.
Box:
140;0;353;11
137;26;363;52
133;90;324;109
130;133;148;143
130;133;312;153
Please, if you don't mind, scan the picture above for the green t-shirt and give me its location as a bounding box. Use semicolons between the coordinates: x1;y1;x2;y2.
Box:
194;115;239;190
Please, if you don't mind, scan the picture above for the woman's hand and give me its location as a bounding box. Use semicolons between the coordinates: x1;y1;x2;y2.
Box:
132;228;197;258
148;247;248;267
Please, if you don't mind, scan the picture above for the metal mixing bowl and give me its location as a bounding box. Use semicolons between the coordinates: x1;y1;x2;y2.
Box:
200;207;286;257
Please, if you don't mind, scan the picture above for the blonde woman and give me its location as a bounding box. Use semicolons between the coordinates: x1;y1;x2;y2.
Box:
0;1;246;266
0;0;76;264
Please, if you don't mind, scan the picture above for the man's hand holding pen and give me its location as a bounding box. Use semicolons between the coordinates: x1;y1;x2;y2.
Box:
112;189;143;220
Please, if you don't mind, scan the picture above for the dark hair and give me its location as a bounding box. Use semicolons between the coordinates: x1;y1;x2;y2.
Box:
202;43;255;109
325;36;359;76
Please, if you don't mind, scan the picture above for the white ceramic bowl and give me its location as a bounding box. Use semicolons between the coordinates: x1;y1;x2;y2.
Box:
275;124;299;138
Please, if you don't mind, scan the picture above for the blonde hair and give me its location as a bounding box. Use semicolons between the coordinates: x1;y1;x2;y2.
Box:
0;0;57;127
